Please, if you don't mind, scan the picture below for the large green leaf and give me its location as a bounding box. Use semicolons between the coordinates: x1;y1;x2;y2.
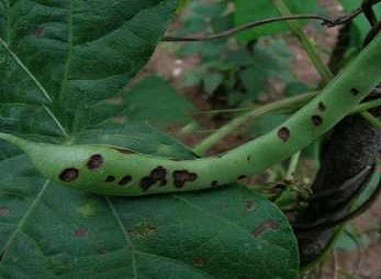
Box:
0;0;178;135
234;0;318;41
0;153;299;278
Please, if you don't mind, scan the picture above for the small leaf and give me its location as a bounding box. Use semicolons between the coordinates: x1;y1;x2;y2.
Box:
122;76;197;127
203;72;224;94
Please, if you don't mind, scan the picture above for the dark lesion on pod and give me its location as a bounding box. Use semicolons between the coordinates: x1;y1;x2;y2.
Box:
59;168;79;182
87;154;104;170
211;180;218;187
173;170;197;188
118;175;132;186
277;127;291;142
317;102;326;112
311;115;324;126
139;166;168;191
105;176;116;182
350;87;360;95
237;175;247;180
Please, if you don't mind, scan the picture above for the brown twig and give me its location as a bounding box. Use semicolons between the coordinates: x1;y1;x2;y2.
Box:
163;0;381;42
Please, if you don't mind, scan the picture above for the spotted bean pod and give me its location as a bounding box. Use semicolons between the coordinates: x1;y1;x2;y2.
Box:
1;34;381;196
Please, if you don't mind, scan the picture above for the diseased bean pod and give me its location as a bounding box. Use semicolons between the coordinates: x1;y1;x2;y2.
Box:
1;35;381;196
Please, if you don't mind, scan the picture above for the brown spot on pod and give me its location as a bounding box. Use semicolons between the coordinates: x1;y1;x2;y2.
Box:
317;102;326;111
74;228;88;237
238;175;247;180
251;221;280;237
173;170;197;188
59;168;79;182
139;166;168;191
140;177;156;191
0;206;10;217
105;176;116;182
87;154;104;170
118;175;132;186
151;166;167;182
277;127;290;142
311;115;323;126
351;87;360;95
211;180;218;187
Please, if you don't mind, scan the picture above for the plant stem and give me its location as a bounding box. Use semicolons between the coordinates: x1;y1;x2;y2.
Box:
352;97;381;112
360;111;381;128
271;0;334;84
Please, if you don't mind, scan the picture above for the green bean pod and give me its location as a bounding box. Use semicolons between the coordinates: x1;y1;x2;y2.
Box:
1;35;381;196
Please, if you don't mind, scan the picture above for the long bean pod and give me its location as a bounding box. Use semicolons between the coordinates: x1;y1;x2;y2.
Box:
1;35;381;196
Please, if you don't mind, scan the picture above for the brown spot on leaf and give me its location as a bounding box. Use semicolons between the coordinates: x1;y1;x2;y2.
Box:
173;170;197;188
311;115;323;126
192;258;209;267
245;200;255;212
34;27;45;38
351;87;360;95
140;177;156;191
139;166;168;191
105;176;116;182
277;127;290;142
252;221;280;237
0;207;10;217
74;228;88;237
318;102;326;111
129;222;156;237
118;175;132;186
59;168;79;182
87;154;104;170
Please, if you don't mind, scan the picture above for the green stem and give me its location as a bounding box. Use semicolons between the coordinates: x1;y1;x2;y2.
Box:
360;111;381;128
352;98;381;112
285;152;301;181
271;0;334;84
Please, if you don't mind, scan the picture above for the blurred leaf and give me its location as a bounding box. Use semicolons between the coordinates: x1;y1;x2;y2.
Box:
234;0;319;41
203;72;224;94
183;70;203;87
122;76;196;127
285;82;310;97
239;66;267;101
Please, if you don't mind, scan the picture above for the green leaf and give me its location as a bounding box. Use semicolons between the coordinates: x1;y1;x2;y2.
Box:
239;66;267;101
234;0;318;41
0;0;178;135
203;72;224;94
122;76;197;128
0;153;299;278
